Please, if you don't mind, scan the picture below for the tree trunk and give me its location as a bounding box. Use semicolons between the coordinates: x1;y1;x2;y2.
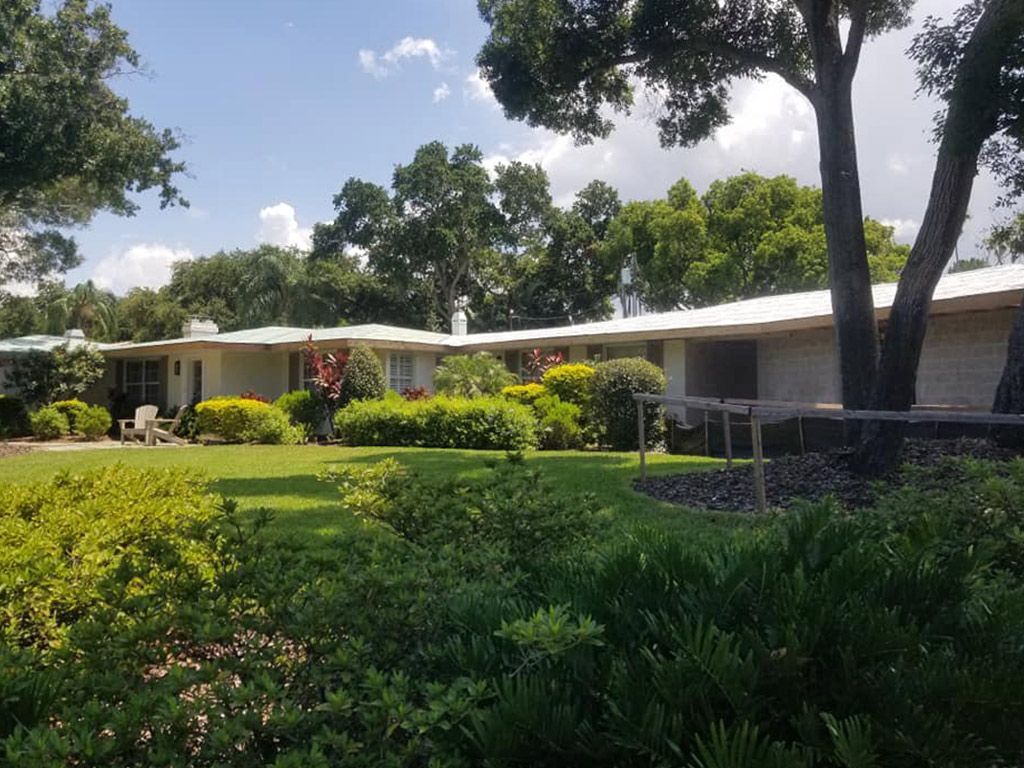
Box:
856;0;1024;474
992;297;1024;446
813;77;878;425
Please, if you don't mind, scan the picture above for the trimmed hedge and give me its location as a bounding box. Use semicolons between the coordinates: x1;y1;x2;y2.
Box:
275;389;324;440
51;399;89;434
592;357;666;450
0;395;29;438
541;363;595;409
501;382;547;407
76;405;112;440
534;395;582;450
29;406;69;440
194;397;299;444
335;394;537;450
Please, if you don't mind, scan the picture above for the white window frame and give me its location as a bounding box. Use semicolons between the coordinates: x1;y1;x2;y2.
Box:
124;358;161;405
388;352;415;392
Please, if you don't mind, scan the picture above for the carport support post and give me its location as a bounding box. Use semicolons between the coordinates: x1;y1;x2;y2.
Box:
637;399;647;482
750;413;767;513
722;411;733;468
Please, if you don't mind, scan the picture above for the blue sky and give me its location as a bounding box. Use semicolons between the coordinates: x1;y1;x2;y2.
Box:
64;0;1002;294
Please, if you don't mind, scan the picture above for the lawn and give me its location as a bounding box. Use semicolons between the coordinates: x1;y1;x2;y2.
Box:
0;444;752;545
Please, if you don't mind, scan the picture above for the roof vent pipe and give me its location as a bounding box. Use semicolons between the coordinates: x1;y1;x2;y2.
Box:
451;309;468;336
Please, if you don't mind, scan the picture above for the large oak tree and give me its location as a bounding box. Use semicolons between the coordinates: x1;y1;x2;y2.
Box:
476;0;913;411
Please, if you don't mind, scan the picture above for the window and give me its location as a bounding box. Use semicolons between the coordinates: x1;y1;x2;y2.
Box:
125;359;160;404
604;343;648;361
388;353;414;392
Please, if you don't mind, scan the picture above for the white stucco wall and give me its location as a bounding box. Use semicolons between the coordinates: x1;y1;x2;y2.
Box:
916;309;1013;406
663;338;687;418
568;345;588;363
219;351;290;401
757;328;839;404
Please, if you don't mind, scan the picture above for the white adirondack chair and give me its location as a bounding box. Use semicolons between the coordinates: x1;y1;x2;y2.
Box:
147;406;188;445
119;404;158;445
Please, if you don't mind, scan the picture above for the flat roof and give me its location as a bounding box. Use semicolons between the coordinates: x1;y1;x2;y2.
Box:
97;264;1024;356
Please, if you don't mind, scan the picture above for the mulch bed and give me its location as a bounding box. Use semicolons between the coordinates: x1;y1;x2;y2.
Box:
0;442;31;460
636;439;1019;513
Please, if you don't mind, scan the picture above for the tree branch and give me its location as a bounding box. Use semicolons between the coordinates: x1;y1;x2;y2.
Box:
842;0;869;81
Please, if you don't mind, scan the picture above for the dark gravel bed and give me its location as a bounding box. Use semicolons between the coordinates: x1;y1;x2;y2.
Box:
636;439;1019;513
0;442;31;460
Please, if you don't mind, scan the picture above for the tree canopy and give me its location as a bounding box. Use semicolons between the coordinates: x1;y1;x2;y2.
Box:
0;0;187;287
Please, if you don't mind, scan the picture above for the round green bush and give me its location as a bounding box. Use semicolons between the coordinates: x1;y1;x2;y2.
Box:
51;399;89;434
340;345;386;405
29;406;70;441
591;357;666;450
195;397;300;444
501;383;547;407
0;395;30;438
275;389;324;441
541;363;595;409
534;395;582;450
76;405;112;440
434;353;516;397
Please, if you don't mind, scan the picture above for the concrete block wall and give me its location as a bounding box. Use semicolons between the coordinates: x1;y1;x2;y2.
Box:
916;309;1013;406
756;328;839;404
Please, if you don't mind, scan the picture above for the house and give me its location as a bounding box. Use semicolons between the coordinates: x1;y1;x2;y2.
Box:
7;265;1024;413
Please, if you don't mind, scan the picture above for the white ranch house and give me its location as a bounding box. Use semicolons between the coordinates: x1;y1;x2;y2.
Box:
4;265;1023;414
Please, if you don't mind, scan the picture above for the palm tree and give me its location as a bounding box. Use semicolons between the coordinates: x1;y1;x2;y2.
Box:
45;281;118;340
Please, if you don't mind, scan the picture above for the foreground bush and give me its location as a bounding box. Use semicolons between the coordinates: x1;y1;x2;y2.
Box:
0;395;29;438
534;394;582;449
75;405;112;440
29;406;69;440
592;356;666;450
434;352;516;397
275;389;323;440
335;393;537;450
195;396;299;444
3;458;1024;766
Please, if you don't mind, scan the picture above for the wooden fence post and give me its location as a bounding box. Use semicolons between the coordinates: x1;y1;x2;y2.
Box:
637;399;647;482
750;413;767;513
722;411;733;468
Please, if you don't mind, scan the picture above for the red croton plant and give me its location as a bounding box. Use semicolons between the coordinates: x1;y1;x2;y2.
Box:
302;336;349;420
523;348;565;381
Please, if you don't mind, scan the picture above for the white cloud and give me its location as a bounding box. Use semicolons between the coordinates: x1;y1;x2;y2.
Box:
887;154;910;176
464;69;497;105
880;218;920;242
91;243;195;294
715;74;813;151
257;202;312;250
1;280;38;297
358;36;447;78
433;81;451;103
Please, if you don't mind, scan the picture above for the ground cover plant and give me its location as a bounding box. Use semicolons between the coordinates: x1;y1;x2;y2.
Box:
1;455;1023;765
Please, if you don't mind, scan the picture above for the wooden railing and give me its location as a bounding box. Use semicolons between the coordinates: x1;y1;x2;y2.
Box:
633;394;1024;513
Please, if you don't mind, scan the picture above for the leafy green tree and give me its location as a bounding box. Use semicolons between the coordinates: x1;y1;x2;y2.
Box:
114;288;187;342
339;345;386;405
860;0;1024;469
44;281;118;340
5;343;105;406
476;0;916;412
948;257;991;273
166;252;247;331
985;212;1024;263
0;294;43;338
0;0;186;288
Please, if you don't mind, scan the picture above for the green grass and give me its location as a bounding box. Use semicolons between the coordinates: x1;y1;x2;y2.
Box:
0;445;754;545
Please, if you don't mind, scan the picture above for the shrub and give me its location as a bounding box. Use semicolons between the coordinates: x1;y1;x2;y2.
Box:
0;395;29;438
194;397;299;444
434;353;516;397
501;382;547;407
75;405;112;440
402;385;430;401
542;363;595;409
50;399;89;433
534;395;582;450
591;357;666;450
5;344;105;406
28;406;69;440
334;394;537;450
275;389;323;440
340;344;386;405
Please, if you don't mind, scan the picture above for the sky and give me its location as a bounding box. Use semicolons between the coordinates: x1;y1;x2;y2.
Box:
60;0;1004;295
